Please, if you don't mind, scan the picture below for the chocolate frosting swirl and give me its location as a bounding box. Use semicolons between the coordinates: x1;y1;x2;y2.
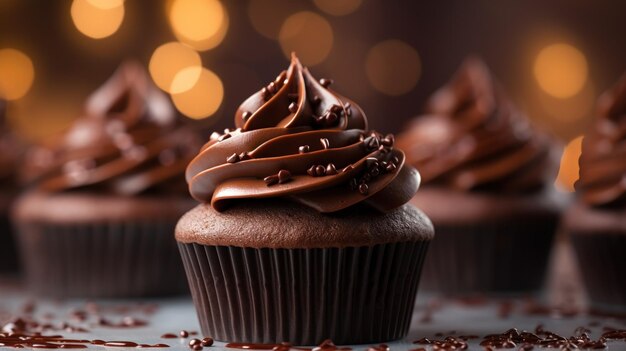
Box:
576;74;626;207
186;54;420;213
397;57;550;193
23;61;200;195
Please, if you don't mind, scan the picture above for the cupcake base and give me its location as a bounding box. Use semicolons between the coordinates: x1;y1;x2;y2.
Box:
565;202;626;310
179;242;429;345
13;191;195;298
175;200;434;345
412;187;563;295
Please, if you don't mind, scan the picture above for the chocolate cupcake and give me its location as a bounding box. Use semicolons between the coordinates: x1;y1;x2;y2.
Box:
13;62;201;297
177;54;434;345
0;99;22;274
564;74;626;311
397;58;562;295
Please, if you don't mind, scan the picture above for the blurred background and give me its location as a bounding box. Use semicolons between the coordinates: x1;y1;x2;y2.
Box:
1;0;625;191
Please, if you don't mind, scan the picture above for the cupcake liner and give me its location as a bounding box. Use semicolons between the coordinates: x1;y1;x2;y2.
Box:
178;241;429;345
0;215;19;273
570;232;626;310
16;219;187;298
420;218;558;295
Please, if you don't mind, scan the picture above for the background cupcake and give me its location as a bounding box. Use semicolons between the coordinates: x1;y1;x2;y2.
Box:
565;74;626;311
397;57;563;295
13;61;201;298
0;99;23;274
177;55;434;345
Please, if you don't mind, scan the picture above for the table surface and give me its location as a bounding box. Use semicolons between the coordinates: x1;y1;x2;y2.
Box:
0;240;624;350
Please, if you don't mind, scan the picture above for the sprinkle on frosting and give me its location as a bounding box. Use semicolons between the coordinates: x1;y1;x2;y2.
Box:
185;54;420;213
576;73;626;207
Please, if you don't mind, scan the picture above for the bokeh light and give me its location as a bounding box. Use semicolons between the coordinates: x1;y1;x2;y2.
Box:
279;12;334;66
0;48;35;100
313;0;363;16
71;0;125;39
169;66;203;94
149;42;202;93
555;135;583;192
534;43;588;99
365;39;421;96
86;0;124;10
248;0;299;40
168;0;228;51
171;68;223;119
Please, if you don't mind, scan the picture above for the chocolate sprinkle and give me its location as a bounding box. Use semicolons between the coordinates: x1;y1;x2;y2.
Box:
277;170;292;184
358;183;369;195
201;338;214;347
218;134;231;142
326;163;337;175
263;175;279;186
319;78;333;88
320;138;330;149
226;153;239;163
242;111;252;121
298;145;310;154
288;102;298;113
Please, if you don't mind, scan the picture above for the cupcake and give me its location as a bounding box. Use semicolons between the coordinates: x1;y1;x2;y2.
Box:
177;54;434;345
13;61;201;297
565;74;626;311
397;58;562;295
0;99;22;274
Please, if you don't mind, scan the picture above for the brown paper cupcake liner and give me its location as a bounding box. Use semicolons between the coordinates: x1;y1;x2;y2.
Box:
16;220;187;298
570;232;626;310
420;219;558;295
0;215;19;273
178;241;429;345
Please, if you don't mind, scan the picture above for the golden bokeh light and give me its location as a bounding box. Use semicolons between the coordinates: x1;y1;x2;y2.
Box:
313;0;363;16
86;0;124;10
168;0;228;51
0;48;35;100
279;12;333;66
71;0;125;39
555;135;584;192
149;42;202;93
171;68;224;119
534;43;588;99
170;66;204;94
365;40;421;96
248;0;299;40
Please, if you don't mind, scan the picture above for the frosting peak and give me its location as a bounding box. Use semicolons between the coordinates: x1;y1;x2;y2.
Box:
576;74;626;207
186;54;420;213
397;57;550;193
23;61;200;195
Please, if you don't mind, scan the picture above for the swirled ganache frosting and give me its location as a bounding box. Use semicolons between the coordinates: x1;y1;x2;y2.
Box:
22;61;201;195
186;54;420;213
397;57;551;193
576;74;626;207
